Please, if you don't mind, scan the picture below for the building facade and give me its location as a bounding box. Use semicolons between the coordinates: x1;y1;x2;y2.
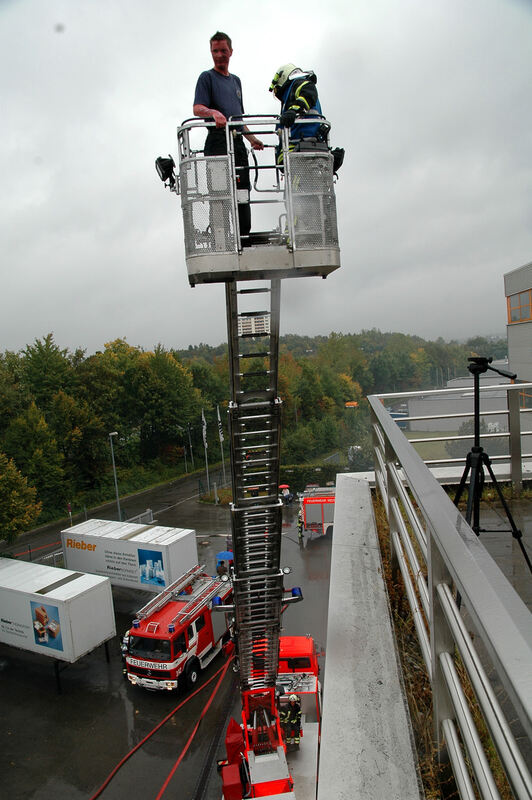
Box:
504;261;532;392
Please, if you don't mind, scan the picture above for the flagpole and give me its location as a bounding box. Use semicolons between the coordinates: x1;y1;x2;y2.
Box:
217;405;226;485
201;409;210;493
187;423;195;470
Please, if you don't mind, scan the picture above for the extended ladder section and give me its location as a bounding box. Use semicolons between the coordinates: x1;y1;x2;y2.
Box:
170;579;226;625
226;280;284;692
135;563;206;619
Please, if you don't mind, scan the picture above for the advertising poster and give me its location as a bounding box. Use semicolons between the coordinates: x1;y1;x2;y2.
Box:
30;601;64;652
138;549;165;587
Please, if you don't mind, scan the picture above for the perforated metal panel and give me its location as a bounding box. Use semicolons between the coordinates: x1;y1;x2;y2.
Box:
286;152;338;249
179;156;237;255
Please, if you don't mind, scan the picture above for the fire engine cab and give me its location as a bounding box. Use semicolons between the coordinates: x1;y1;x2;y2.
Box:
123;564;233;691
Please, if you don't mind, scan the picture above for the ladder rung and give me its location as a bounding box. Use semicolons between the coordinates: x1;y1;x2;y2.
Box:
237;288;271;295
231;499;281;511
239;332;270;339
236;443;275;451
236;481;275;491
239;352;270;358
238;389;274;404
239;370;272;378
233;415;273;424
238;457;276;466
238;311;269;318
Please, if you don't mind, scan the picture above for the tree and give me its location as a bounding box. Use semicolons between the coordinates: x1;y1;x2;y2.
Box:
189;358;226;406
282;424;316;463
22;333;74;411
466;336;507;361
3;402;66;513
0;351;30;438
48;390;107;490
0;452;42;542
295;362;324;421
123;347;200;459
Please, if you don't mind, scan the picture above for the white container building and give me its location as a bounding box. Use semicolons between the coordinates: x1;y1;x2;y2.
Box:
0;557;115;663
61;520;198;593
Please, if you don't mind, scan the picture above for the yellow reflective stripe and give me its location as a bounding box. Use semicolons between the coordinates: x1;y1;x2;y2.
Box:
293;82;311;110
277;142;296;165
270;71;281;91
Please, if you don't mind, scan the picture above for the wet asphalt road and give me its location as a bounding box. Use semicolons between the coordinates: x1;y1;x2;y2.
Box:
0;483;332;800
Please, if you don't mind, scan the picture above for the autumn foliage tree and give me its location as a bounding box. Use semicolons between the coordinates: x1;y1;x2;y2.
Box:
0;330;506;536
0;452;42;543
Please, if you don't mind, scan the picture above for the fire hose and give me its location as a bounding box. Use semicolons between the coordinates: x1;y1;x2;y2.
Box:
89;655;234;800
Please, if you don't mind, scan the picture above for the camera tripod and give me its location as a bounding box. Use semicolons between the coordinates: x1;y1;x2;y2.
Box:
453;357;532;575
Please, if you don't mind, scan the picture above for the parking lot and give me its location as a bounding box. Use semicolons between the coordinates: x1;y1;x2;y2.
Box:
0;486;331;800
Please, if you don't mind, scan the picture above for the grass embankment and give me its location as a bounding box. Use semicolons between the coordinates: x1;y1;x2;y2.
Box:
405;430;455;461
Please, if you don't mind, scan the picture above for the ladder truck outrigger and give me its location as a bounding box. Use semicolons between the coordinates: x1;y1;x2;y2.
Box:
156;112;340;798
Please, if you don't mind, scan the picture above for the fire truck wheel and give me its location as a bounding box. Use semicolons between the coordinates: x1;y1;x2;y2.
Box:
185;657;201;688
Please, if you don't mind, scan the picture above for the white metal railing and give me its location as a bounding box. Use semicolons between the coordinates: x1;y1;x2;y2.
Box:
368;393;532;799
125;508;154;525
376;381;532;491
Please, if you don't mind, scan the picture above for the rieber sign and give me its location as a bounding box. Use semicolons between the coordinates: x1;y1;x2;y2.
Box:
65;539;96;551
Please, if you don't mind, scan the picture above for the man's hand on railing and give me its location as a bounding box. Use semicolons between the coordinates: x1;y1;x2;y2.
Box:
245;132;264;150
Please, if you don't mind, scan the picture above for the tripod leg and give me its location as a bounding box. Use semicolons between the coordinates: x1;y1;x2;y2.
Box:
453;455;471;507
484;457;532;575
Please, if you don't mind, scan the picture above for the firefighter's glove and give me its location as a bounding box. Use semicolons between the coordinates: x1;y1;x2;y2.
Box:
279;110;297;128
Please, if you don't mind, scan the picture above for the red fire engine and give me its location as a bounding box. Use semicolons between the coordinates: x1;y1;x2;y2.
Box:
123;564;233;692
219;634;322;798
301;487;336;538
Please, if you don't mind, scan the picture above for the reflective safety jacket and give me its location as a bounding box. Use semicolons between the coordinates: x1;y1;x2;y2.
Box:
280;701;301;728
279;74;323;142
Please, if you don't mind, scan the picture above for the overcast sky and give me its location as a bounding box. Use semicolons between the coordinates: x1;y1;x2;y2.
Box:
1;0;531;355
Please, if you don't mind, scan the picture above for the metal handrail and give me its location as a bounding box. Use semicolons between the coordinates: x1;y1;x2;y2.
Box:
378;381;532;488
369;394;532;799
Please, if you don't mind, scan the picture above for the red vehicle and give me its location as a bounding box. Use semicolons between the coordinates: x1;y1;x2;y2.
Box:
123;564;233;692
219;634;322;798
301;486;336;537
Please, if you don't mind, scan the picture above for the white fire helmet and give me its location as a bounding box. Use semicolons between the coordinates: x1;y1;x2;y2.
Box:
269;64;310;96
289;694;298;702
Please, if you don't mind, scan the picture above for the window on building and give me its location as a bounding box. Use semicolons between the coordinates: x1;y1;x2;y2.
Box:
507;289;532;323
521;390;532;410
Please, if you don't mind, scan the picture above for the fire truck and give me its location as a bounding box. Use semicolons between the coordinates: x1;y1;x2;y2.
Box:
157;106;340;796
277;635;322;747
123;564;233;691
301;487;336;538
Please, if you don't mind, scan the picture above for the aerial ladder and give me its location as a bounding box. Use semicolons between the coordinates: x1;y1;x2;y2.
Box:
157;113;340;798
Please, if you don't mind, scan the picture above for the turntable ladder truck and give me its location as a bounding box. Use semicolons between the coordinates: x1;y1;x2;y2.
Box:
158;113;340;798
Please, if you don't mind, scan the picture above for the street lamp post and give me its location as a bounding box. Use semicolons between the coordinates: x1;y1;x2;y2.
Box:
108;431;121;521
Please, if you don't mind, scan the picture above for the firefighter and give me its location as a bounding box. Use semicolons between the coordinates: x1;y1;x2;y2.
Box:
285;694;302;745
217;560;228;576
269;64;326;162
279;696;291;741
297;511;304;542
